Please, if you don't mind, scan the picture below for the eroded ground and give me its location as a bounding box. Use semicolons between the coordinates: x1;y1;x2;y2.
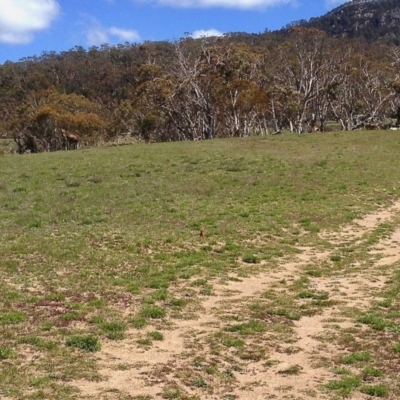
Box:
69;201;400;399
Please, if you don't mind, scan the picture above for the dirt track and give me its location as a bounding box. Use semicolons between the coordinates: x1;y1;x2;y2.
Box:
72;201;400;399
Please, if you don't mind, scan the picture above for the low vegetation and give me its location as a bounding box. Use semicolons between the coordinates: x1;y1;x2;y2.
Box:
1;131;400;398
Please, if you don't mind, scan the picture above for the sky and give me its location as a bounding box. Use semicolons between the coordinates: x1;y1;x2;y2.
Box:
0;0;348;64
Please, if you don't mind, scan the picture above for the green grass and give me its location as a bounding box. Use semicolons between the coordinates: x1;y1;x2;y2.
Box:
242;253;260;264
362;367;383;378
99;321;127;340
0;311;25;324
147;331;164;341
341;351;372;365
357;313;396;331
224;320;267;335
325;376;361;396
65;335;101;352
277;364;303;375
2;131;400;398
360;384;389;397
0;347;14;360
131;316;148;329
393;343;400;352
139;305;166;319
19;336;57;350
137;338;152;346
222;337;245;348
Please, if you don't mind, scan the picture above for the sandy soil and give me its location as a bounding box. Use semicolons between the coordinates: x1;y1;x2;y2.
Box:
71;200;400;399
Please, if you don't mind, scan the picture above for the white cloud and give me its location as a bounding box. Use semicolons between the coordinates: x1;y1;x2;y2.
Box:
87;26;109;46
108;27;140;42
0;0;60;44
86;19;140;46
145;0;293;9
191;29;224;38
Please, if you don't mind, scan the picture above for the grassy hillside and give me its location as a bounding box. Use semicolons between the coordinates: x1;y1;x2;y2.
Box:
1;132;400;399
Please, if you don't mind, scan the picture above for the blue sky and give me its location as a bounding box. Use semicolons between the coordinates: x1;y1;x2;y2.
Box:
0;0;347;64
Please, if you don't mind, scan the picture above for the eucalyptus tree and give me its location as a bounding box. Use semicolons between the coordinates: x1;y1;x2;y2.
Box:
164;40;224;140
358;56;395;126
328;45;395;130
214;43;269;137
13;90;105;152
275;28;330;133
328;50;364;130
130;64;176;142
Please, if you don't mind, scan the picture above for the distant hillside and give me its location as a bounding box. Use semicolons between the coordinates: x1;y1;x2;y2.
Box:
4;0;400;150
302;0;400;43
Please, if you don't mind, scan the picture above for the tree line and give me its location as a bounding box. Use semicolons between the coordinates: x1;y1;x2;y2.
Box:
1;27;400;152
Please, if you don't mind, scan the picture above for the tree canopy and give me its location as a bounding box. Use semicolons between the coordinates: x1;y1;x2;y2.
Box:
1;23;400;152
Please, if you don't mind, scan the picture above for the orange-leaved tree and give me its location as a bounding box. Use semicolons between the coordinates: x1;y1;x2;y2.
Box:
13;89;105;152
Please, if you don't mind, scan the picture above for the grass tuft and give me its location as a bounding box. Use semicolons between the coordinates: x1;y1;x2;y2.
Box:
341;351;372;365
66;335;101;352
325;376;361;396
0;347;14;360
225;320;267;335
98;320;127;340
360;384;389;397
0;311;25;324
147;331;164;341
139;305;166;319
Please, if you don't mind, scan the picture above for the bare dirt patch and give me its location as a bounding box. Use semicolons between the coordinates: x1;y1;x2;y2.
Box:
320;199;400;244
71;201;400;399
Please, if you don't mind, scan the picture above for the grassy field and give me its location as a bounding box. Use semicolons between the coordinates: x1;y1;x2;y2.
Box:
1;131;400;399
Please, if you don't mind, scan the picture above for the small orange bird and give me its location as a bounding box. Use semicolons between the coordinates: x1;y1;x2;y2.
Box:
199;230;204;237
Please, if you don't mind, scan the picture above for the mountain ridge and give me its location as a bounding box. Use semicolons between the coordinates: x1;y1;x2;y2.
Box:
299;0;400;43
